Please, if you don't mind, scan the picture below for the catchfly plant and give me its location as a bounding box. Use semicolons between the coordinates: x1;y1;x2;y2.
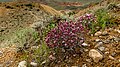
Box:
45;21;85;48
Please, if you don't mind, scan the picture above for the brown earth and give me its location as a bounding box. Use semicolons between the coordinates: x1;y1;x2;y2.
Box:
0;0;120;67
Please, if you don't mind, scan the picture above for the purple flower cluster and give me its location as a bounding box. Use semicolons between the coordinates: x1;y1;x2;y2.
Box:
77;13;96;28
45;21;85;48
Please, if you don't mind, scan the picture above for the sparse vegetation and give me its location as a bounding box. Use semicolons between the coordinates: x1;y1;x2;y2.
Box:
0;0;120;67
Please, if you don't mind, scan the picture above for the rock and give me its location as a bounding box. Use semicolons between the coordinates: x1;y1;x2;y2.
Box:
98;46;105;51
114;37;120;42
30;62;38;67
111;52;116;57
18;61;27;67
49;55;56;61
82;64;87;67
82;43;88;46
95;42;103;48
114;29;120;33
119;59;120;62
95;39;101;42
0;51;3;56
95;31;102;36
109;55;115;60
105;51;109;54
108;36;114;40
86;59;92;62
102;31;108;36
89;49;103;63
103;40;110;44
41;60;47;65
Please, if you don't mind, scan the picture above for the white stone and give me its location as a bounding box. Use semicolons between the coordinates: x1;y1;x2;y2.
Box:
30;62;37;67
18;61;27;67
95;31;102;36
89;49;103;63
109;55;115;60
82;43;88;46
82;64;87;67
95;39;101;42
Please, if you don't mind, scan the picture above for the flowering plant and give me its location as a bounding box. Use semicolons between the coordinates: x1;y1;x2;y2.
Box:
77;13;96;28
45;21;85;48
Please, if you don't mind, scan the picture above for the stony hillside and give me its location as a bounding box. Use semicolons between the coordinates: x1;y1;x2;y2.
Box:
0;2;61;44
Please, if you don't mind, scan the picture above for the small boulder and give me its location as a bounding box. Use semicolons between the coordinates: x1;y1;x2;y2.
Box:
89;49;103;63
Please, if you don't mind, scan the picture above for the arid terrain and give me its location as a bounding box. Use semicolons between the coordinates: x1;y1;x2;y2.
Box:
0;0;120;67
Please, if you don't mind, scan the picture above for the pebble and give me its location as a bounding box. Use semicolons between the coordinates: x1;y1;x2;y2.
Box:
98;46;105;51
41;60;46;65
111;52;116;57
84;49;89;52
114;37;120;42
89;49;103;63
30;62;38;67
95;42;103;48
102;31;108;36
82;43;88;46
95;31;102;36
0;51;3;56
103;40;110;44
119;59;120;62
114;29;120;33
109;55;115;60
95;39;101;42
86;59;91;62
49;55;56;61
105;51;109;54
82;64;87;67
18;61;27;67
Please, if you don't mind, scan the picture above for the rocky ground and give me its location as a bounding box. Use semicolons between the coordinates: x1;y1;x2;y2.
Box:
0;0;120;67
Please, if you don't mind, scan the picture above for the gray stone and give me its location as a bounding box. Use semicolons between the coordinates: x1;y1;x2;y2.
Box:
103;40;110;44
89;49;103;63
95;42;103;48
18;61;27;67
98;46;105;51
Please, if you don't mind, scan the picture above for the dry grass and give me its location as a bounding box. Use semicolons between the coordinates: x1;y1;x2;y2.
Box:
40;4;62;16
